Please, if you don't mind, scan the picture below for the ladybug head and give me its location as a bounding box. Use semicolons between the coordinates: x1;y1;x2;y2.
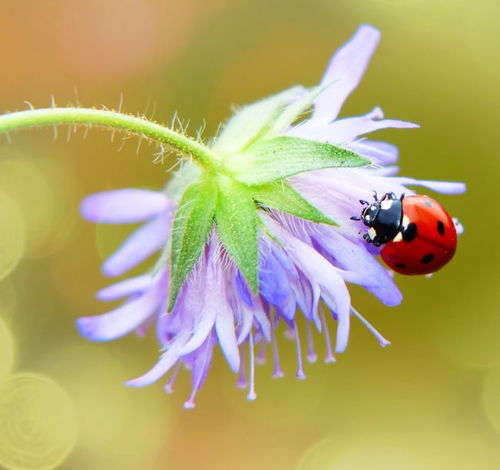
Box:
361;203;380;227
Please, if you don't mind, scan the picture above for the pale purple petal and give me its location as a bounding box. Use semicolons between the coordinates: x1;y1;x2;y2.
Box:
389;177;466;194
371;166;400;177
96;274;155;301
313;25;380;122
125;333;190;387
235;271;253;307
178;298;217;356
291;107;419;144
178;260;220;355
215;298;240;373
253;297;271;342
293;275;321;330
264;216;351;353
259;253;294;318
103;213;172;277
312;229;402;306
77;282;164;341
81;189;171;224
191;334;214;391
347;139;399;165
236;302;253;344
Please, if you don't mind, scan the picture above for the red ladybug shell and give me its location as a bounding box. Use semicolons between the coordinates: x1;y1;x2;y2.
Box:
380;195;457;275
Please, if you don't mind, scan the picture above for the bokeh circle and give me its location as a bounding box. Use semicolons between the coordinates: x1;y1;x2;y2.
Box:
0;373;78;470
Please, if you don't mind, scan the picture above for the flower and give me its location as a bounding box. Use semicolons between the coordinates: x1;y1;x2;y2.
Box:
77;25;465;408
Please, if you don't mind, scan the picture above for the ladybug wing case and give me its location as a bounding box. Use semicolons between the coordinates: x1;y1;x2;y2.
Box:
381;195;457;275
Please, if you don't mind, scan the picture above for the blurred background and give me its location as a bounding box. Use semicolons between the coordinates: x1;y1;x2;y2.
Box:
0;0;498;469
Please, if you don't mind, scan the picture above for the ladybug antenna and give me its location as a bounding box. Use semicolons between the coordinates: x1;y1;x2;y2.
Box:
373;190;378;201
350;216;361;221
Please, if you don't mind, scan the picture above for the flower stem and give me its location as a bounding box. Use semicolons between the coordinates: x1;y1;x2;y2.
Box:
0;107;218;169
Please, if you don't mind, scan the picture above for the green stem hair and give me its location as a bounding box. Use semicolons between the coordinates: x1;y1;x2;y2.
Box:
0;107;217;169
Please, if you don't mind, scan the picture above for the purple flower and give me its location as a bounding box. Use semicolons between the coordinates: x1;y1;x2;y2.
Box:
77;25;465;408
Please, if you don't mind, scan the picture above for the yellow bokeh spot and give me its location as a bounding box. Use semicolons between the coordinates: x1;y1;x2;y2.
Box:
0;191;25;280
38;345;172;469
0;373;78;470
296;436;424;470
0;153;79;259
0;317;15;384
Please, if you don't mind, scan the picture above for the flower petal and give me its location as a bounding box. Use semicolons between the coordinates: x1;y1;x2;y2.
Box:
293;275;321;330
103;213;172;277
313;24;380;122
191;333;214;391
253;297;271;342
178;260;220;356
264;216;351;353
259;253;295;318
215;298;240;373
390;177;466;194
235;271;253;307
81;189;171;223
125;333;190;387
236;302;254;344
292;107;419;144
77;282;164;341
178;301;217;356
313;229;402;307
96;274;155;301
347;139;399;165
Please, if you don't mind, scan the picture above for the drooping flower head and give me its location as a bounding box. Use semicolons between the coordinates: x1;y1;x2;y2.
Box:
77;25;465;408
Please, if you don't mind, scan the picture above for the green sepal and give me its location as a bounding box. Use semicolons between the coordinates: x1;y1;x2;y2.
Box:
266;84;327;136
213;86;304;154
250;181;338;226
215;175;259;293
229;136;371;185
168;175;218;310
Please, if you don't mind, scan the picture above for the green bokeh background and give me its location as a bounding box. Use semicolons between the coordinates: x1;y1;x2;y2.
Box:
0;0;499;469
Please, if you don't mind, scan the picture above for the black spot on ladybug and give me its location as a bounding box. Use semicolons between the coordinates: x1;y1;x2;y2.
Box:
424;200;433;207
420;253;435;264
402;223;418;242
437;220;445;235
395;263;406;269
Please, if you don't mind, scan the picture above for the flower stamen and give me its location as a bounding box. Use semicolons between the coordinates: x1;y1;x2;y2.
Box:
271;312;284;378
306;321;318;363
294;321;306;380
351;307;391;347
320;307;336;363
237;345;248;388
246;331;257;401
164;362;181;395
256;341;267;365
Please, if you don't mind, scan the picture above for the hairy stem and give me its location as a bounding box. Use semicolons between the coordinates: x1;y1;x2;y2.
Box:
0;107;218;169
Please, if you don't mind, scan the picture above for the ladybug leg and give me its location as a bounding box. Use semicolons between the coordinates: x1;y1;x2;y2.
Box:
363;233;372;244
373;190;378;201
359;199;369;206
400;193;405;201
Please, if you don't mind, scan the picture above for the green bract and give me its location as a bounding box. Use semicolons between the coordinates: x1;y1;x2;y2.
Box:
0;93;372;309
213;86;304;154
250;182;337;226
225;136;370;185
168;176;218;310
214;175;259;293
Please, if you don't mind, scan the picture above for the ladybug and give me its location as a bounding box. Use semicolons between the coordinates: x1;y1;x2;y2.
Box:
351;192;457;275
